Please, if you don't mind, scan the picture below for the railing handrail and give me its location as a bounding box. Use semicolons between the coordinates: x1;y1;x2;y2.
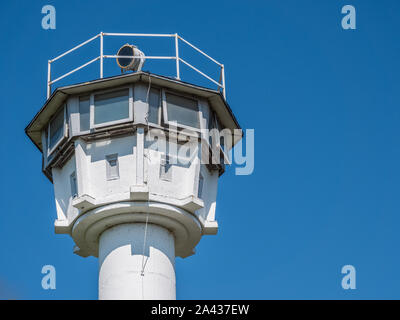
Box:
46;32;226;100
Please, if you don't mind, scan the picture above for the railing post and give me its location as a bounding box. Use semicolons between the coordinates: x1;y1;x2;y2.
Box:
47;60;51;99
175;33;180;80
100;32;104;78
221;64;226;99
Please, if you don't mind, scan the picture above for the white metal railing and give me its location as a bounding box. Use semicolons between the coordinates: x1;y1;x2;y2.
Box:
47;32;226;99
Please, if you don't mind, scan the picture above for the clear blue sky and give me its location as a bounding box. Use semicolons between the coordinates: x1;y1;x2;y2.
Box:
1;0;399;299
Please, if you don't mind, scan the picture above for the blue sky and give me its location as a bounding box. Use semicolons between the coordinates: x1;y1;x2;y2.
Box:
1;0;400;299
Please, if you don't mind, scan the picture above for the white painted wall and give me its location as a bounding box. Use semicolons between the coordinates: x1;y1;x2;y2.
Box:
197;164;218;223
53;133;219;231
98;223;175;300
85;135;137;199
52;155;78;222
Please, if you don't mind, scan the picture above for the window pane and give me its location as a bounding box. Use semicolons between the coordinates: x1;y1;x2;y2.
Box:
147;88;160;124
166;93;199;128
198;173;204;198
160;154;172;181
94;89;129;125
49;108;64;150
208;111;215;146
106;154;119;180
79;96;90;131
70;171;78;198
216;118;225;149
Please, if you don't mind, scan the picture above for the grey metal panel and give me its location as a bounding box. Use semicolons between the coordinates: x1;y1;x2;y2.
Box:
68;96;80;137
133;83;149;124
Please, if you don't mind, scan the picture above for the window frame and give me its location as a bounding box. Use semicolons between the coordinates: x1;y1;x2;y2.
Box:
78;95;91;134
198;171;204;199
70;171;78;198
47;104;67;157
147;86;163;126
89;85;134;130
162;89;201;132
159;154;172;181
106;153;120;181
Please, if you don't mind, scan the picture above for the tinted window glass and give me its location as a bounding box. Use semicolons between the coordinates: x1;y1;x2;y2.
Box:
166;93;199;128
148;88;161;124
94;89;129;125
106;154;119;180
79;96;90;131
198;173;204;198
49;107;64;150
70;171;78;198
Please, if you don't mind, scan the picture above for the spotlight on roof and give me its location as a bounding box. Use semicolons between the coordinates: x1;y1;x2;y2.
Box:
116;44;145;72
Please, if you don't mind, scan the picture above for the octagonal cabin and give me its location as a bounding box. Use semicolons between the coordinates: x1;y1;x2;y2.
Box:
26;72;241;257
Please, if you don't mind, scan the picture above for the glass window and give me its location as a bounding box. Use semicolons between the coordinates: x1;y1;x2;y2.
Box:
208;111;216;146
94;89;129;125
70;171;78;198
160;154;172;181
216;117;225;150
166;93;199;129
49;107;65;151
79;96;90;132
106;154;119;180
198;173;204;198
148;88;161;125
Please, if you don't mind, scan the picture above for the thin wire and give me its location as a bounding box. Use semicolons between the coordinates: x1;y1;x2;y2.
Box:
140;212;149;299
141;213;149;276
144;73;153;164
141;73;152;299
145;73;151;132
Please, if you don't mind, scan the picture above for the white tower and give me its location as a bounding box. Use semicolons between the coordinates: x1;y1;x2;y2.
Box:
26;32;242;300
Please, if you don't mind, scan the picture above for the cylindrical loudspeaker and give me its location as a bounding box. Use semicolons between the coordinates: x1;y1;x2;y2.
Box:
116;44;145;72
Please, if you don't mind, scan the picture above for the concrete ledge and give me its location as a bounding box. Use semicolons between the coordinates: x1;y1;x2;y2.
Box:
54;219;69;234
72;194;96;210
180;196;204;212
130;185;149;201
203;220;218;235
73;245;90;257
71;201;202;258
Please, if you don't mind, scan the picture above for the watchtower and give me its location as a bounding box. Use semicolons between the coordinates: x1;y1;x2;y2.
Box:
25;32;242;299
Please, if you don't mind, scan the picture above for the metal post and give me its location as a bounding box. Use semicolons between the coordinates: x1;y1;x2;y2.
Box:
175;33;180;80
100;32;104;78
221;64;226;99
47;60;51;99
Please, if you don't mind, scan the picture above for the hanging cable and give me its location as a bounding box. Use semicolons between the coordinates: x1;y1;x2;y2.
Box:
141;212;149;276
141;73;152;300
145;73;151;132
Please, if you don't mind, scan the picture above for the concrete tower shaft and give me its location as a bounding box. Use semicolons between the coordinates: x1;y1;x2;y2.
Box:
99;223;175;300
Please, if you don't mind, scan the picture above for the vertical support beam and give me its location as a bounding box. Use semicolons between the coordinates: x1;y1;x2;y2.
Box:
100;32;104;78
74;139;90;198
47;60;52;99
175;33;180;80
136;127;145;186
221;64;226;99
